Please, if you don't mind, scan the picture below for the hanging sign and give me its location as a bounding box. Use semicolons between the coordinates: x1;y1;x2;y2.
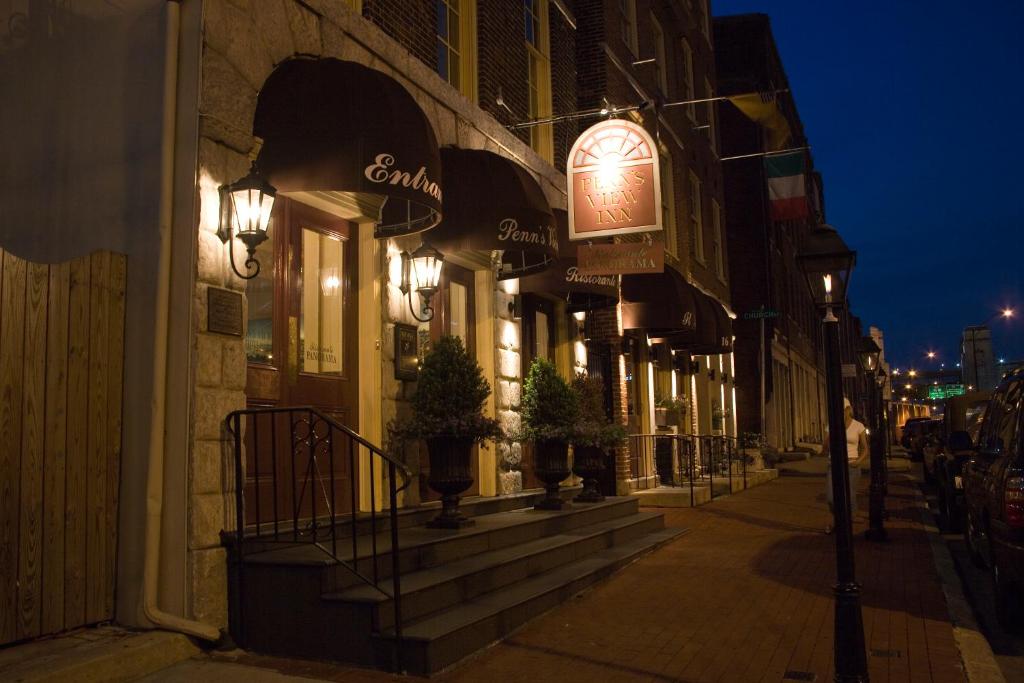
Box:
567;119;662;240
577;242;664;275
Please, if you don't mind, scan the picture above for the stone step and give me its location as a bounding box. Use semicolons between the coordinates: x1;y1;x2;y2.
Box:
377;527;687;675
239;486;581;552
241;496;641;591
325;511;666;629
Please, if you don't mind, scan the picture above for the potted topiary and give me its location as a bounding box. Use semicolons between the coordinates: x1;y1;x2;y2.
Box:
571;374;626;502
521;358;579;510
655;395;687;427
388;335;501;528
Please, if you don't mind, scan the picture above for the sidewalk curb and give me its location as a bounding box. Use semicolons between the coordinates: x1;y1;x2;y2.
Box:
911;482;1006;682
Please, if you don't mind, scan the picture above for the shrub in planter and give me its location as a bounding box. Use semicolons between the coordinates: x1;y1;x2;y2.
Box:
571;375;626;502
521;358;578;510
654;395;687;427
388;336;501;528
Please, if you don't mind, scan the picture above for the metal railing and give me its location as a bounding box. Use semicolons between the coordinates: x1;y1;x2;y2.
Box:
627;433;744;503
224;406;412;668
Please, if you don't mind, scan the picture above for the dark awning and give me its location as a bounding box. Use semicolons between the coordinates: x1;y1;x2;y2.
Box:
621;267;698;340
427;147;557;280
689;292;735;355
520;209;618;311
253;58;443;238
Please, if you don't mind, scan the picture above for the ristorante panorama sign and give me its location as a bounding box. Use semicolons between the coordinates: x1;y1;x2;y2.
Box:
567;119;662;240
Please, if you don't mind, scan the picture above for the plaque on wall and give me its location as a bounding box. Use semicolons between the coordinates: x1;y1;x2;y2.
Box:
394;323;419;380
208;287;243;337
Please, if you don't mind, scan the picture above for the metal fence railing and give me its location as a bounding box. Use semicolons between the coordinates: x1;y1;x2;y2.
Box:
627;433;744;504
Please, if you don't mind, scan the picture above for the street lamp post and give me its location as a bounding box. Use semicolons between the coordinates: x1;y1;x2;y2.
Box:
860;338;887;542
798;223;868;683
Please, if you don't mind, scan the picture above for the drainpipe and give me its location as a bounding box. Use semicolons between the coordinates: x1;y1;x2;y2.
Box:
141;0;219;642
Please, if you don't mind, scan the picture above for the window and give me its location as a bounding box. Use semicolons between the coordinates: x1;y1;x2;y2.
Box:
525;0;553;161
436;0;461;90
651;14;668;95
436;0;477;101
704;77;718;154
660;152;677;257
619;0;638;56
679;38;695;121
245;220;275;364
299;229;346;375
689;171;704;263
711;199;725;279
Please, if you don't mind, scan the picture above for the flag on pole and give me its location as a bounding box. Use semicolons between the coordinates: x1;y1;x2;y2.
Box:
765;151;809;221
726;91;792;151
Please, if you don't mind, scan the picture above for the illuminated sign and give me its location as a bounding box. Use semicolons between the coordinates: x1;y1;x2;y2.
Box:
576;242;665;275
928;384;966;400
567;119;662;240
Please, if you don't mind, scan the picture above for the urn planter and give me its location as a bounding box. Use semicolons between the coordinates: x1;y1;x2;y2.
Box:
425;437;475;528
572;445;606;502
534;439;571;510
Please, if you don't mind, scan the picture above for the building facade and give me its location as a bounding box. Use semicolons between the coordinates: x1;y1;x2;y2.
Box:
0;0;744;658
713;13;827;451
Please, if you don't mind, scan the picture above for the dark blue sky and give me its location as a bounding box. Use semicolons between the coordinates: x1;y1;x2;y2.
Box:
713;0;1024;373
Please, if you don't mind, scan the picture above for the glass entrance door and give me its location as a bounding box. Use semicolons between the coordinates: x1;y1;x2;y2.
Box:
243;198;359;524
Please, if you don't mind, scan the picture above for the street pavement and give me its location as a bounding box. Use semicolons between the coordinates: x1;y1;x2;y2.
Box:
142;458;971;683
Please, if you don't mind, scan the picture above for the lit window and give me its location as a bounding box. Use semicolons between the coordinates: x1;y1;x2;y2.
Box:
680;38;695;122
689;171;704;263
712;199;725;279
651;15;667;95
619;0;638;56
660;152;676;257
436;0;461;90
525;0;553;161
704;77;718;154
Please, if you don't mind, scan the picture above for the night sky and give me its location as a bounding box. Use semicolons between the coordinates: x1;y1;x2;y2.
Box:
712;0;1024;374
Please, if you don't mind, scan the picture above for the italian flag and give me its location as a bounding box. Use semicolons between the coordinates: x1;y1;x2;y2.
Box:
765;151;809;221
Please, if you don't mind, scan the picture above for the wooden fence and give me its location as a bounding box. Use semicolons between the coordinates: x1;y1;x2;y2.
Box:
0;249;126;645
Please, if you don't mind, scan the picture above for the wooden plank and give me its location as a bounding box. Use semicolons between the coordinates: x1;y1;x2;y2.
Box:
0;250;27;644
85;252;110;624
103;254;126;618
41;262;70;635
16;261;48;640
64;255;90;628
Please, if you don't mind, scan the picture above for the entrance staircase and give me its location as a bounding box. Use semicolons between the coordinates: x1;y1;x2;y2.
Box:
231;490;684;675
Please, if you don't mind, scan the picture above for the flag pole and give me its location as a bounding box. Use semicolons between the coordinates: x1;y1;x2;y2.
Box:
719;146;810;162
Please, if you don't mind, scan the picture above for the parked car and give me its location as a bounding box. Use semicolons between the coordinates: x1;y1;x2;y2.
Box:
961;369;1024;630
927;391;991;531
920;419;945;480
900;416;931;451
902;418;936;461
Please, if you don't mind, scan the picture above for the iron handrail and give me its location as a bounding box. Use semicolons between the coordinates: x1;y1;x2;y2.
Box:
224;405;411;672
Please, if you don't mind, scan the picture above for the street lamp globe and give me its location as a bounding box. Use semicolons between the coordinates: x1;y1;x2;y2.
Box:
859;337;881;373
796;223;856;317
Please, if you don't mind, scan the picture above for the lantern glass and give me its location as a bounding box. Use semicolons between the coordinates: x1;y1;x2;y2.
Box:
408;242;444;293
797;223;855;310
859;337;881;373
230;185;275;237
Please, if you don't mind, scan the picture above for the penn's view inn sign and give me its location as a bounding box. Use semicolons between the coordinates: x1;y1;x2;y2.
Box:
567;119;662;240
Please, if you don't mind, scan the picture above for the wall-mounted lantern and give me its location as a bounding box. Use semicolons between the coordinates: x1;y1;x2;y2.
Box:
217;164;276;280
400;242;445;322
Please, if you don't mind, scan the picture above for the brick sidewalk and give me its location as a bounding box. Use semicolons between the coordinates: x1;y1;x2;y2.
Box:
150;460;966;683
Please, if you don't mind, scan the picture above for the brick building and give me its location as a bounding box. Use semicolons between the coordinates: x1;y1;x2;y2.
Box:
0;0;784;672
714;13;868;450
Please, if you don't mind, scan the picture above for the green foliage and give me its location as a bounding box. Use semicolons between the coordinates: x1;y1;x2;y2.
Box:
572;374;627;449
655;395;688;413
388;336;501;446
521;358;579;443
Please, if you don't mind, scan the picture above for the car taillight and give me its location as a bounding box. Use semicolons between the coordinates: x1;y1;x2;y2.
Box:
1006;476;1024;527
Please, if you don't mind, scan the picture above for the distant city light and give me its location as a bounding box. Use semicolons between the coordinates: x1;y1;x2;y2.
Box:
927;351;936;359
1003;308;1014;319
956;362;961;368
909;369;917;377
1000;358;1006;364
904;384;911;390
